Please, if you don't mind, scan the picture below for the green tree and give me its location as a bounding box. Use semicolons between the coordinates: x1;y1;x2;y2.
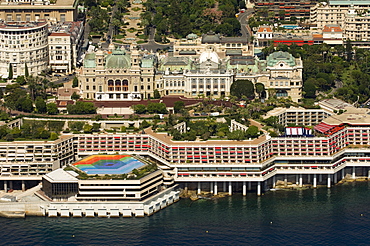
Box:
147;102;167;114
255;83;265;99
227;130;246;140
72;77;79;88
67;101;96;114
24;63;29;78
18;97;34;112
83;124;93;133
35;97;47;114
346;40;353;62
153;89;161;99
46;103;58;115
140;120;151;129
50;132;59;140
8;63;13;80
68;121;85;131
133;104;146;114
71;92;81;100
92;123;101;132
15;76;26;86
230;80;255;100
174;101;185;113
303;78;317;98
245;125;259;138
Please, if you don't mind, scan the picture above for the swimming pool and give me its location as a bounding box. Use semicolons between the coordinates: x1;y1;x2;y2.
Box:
281;25;298;29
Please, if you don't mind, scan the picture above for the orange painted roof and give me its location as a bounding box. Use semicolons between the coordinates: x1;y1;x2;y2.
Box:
257;26;273;33
322;25;342;33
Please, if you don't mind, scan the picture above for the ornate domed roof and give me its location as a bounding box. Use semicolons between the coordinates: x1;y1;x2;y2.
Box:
199;49;220;64
105;49;131;68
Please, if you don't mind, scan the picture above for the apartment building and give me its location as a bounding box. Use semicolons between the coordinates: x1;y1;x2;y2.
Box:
264;107;332;126
0;21;48;78
255;0;316;19
48;21;84;74
311;0;370;29
0;0;79;24
0;135;74;191
344;8;370;41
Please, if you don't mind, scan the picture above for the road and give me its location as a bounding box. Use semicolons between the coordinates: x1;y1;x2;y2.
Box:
237;9;254;42
141;9;254;51
141;27;173;51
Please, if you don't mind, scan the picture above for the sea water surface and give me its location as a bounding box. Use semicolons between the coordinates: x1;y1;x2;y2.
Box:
1;182;370;245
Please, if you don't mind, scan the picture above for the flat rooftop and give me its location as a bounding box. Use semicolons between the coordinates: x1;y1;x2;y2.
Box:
73;155;145;175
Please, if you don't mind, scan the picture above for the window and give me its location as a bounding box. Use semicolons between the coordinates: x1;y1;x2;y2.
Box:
60;14;66;22
109;94;114;99
86;86;89;90
99;86;102;92
93;85;96;90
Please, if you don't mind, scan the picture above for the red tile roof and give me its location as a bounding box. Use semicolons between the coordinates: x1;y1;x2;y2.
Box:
50;33;70;36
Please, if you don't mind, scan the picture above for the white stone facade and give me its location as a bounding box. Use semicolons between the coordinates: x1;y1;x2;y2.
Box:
311;1;370;29
48;33;72;74
0;21;48;78
344;9;370;41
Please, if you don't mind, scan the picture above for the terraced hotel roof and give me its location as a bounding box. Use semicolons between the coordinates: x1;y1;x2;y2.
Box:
73;155;145;175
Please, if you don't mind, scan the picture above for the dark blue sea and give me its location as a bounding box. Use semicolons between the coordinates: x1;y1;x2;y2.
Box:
1;182;370;245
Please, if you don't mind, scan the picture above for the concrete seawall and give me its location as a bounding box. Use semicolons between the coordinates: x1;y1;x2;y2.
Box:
45;190;180;218
0;188;180;218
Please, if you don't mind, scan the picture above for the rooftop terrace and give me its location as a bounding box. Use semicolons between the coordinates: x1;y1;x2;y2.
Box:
72;155;145;175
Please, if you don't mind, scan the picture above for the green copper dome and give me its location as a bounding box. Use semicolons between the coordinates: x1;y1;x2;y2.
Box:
105;49;131;68
266;51;296;67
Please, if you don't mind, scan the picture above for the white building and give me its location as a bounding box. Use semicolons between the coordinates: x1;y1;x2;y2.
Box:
344;8;370;41
0;0;79;24
311;0;370;29
48;21;84;74
48;33;72;74
0;21;48;78
255;26;273;47
322;24;343;45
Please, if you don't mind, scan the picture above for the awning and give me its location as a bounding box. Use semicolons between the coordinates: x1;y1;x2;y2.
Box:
314;122;336;133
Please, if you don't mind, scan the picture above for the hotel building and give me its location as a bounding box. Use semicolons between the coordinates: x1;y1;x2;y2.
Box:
0;106;369;196
0;0;79;24
0;21;48;78
43;168;164;202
